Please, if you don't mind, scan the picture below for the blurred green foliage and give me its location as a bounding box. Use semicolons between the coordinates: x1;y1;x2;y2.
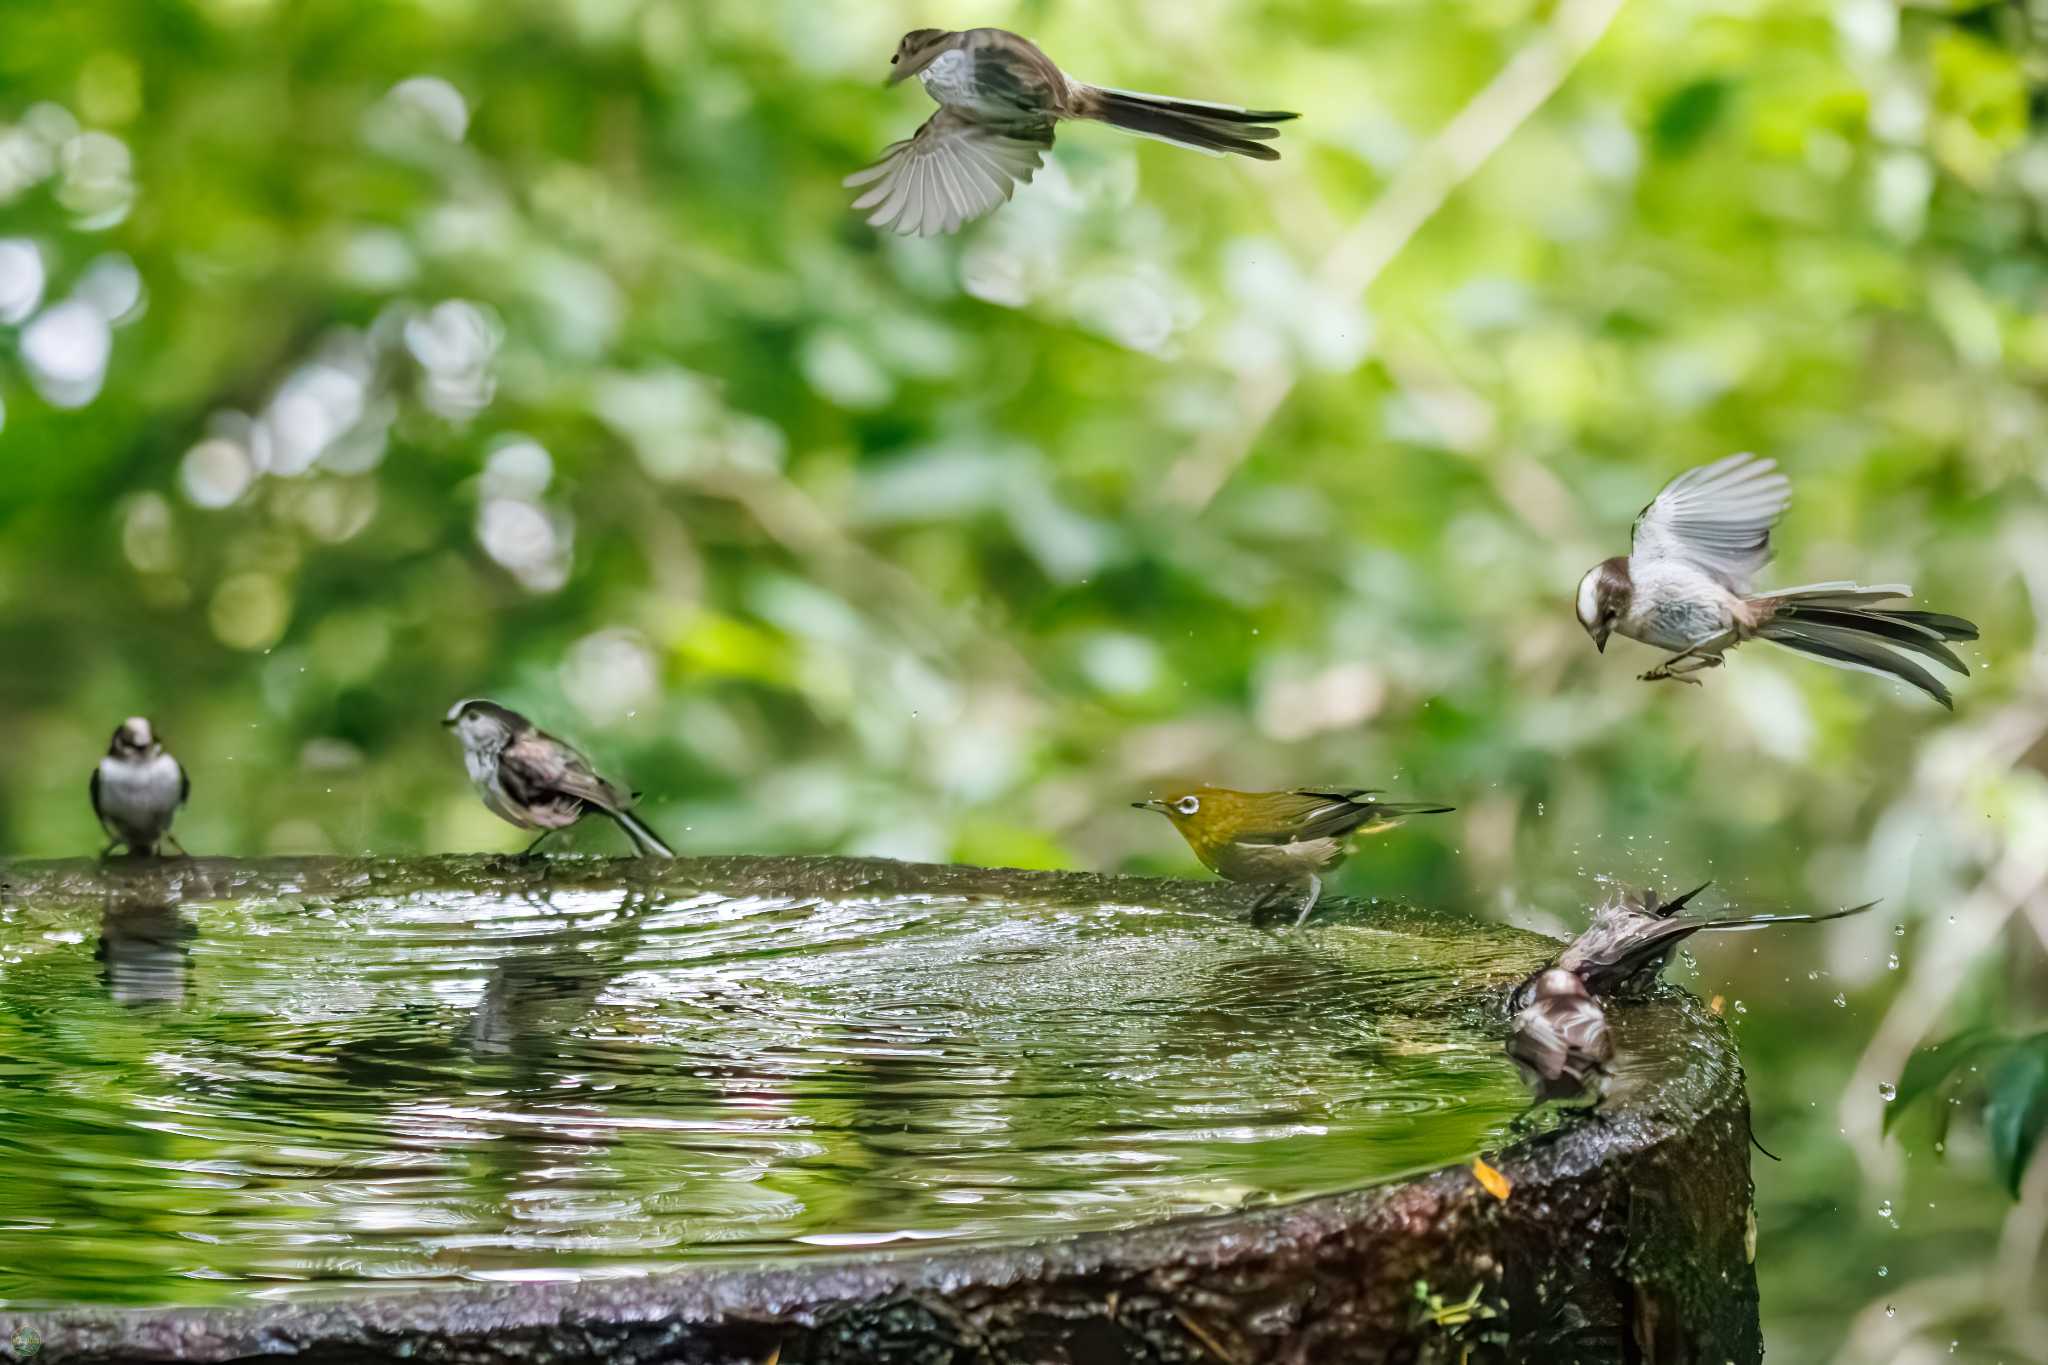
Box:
2;0;2046;1355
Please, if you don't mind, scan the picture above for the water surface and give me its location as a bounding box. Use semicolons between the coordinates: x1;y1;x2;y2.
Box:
0;858;1534;1307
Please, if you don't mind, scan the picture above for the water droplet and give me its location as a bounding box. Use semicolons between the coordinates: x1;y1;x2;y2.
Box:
1887;954;1899;971
1733;1000;1747;1015
1878;1082;1897;1102
1877;1265;1888;1277
1832;992;1847;1008
1893;924;1905;937
1877;1199;1892;1216
1885;1304;1895;1318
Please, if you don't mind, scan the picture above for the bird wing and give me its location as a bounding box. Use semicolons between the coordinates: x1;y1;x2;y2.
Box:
1229;789;1391;845
499;731;631;815
844;109;1052;237
89;766;102;816
1629;453;1791;593
177;761;190;809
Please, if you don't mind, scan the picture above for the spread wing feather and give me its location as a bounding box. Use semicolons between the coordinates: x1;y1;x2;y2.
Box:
845;109;1052;237
1630;453;1792;592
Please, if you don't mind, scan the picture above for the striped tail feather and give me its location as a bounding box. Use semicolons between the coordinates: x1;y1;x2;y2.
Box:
609;808;676;859
1751;584;1978;709
1080;86;1298;159
1368;800;1459;819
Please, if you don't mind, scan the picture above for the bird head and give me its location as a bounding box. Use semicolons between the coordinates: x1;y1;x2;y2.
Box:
888;28;954;84
109;717;158;760
1133;786;1261;865
1574;556;1631;653
443;698;526;753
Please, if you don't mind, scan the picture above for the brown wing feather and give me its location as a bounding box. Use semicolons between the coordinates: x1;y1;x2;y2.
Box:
500;731;631;815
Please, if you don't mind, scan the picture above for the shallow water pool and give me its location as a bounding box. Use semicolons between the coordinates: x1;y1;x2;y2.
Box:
0;857;1537;1307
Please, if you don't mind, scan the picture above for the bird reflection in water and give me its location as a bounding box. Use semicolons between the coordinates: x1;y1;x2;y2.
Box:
97;895;195;1007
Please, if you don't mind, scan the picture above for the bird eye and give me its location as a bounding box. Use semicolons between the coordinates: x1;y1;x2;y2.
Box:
1175;796;1200;815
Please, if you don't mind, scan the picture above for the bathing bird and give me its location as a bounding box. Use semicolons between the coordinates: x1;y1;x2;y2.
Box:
1510;882;1878;1011
443;699;674;858
1133;785;1453;927
846;27;1298;237
1506;968;1613;1107
1574;453;1979;706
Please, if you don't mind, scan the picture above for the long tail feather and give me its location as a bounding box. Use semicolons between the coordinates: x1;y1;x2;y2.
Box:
1368;801;1458;818
1758;620;1956;708
1082;88;1295;160
1770;606;1970;673
1604;899;1880;983
1882;609;1979;641
1751;583;1977;707
609;809;676;859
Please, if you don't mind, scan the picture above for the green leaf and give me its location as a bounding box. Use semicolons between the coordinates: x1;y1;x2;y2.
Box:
1984;1033;2048;1198
1651;77;1733;157
1885;1028;2000;1136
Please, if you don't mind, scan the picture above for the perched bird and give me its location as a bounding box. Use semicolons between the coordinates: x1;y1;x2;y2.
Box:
1506;969;1613;1108
90;717;189;857
1133;786;1454;927
1510;882;1878;1011
846;27;1299;237
443;699;675;858
1574;454;1979;707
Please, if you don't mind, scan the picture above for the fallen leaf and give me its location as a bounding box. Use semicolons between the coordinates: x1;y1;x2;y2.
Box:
1709;994;1725;1016
1471;1157;1511;1201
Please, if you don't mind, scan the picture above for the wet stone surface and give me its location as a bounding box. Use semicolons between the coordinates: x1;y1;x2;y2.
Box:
0;856;1760;1363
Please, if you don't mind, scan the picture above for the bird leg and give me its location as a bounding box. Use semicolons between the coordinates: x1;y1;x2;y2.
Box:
1638;632;1736;685
162;832;190;858
518;829;558;861
1291;873;1323;929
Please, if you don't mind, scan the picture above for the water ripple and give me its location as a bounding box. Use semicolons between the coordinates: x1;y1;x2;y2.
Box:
0;879;1528;1306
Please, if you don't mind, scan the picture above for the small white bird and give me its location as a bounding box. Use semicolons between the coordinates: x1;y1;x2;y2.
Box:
443;699;674;858
846;27;1298;237
1505;969;1612;1108
90;717;189;857
1575;454;1980;707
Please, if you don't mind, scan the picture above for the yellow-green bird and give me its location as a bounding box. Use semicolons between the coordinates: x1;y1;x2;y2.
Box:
1133;785;1455;927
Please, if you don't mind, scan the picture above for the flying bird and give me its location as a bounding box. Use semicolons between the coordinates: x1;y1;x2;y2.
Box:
91;717;189;857
1133;785;1453;927
846;27;1299;237
1511;882;1878;1011
1506;968;1613;1107
1574;454;1980;706
443;699;675;858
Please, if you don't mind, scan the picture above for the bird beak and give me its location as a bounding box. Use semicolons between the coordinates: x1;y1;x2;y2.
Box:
441;716;457;728
886;68;913;86
1132;800;1165;813
1593;623;1610;653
